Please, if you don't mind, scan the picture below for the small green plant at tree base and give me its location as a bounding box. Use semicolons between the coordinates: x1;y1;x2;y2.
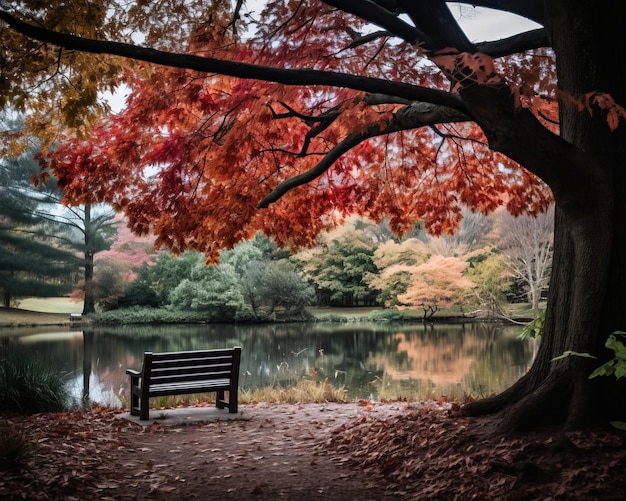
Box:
519;309;545;340
588;332;626;380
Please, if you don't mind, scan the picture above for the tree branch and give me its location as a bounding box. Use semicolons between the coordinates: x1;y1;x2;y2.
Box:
458;84;599;199
327;1;548;57
0;9;468;113
399;1;475;52
476;28;549;58
322;0;426;45
257;132;365;208
258;102;470;207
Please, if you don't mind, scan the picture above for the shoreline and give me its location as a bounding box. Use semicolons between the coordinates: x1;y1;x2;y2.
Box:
0;305;531;329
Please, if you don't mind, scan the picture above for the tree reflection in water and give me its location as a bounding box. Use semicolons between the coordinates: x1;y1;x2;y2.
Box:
1;322;531;406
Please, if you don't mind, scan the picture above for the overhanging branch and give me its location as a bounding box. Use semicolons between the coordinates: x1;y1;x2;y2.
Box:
476;28;549;58
0;10;468;112
258;101;470;207
322;0;426;45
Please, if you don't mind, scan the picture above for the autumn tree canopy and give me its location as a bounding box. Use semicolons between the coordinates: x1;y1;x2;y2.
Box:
2;1;626;432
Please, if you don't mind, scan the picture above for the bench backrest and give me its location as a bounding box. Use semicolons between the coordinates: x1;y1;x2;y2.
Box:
142;347;241;389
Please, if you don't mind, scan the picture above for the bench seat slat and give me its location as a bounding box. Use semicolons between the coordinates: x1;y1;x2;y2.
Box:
150;373;232;384
148;379;232;396
150;362;233;373
150;349;235;360
151;358;234;369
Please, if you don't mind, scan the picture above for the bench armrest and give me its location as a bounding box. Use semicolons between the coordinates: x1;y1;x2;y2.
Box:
126;369;141;389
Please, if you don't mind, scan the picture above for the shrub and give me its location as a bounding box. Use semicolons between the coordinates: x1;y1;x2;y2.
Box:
88;307;209;325
118;280;160;308
365;309;407;322
0;346;74;414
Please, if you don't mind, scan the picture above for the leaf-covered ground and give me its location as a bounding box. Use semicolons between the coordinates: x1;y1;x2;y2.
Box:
1;402;625;500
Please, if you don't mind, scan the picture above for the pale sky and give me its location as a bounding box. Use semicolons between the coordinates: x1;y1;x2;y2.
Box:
447;3;541;41
240;1;541;42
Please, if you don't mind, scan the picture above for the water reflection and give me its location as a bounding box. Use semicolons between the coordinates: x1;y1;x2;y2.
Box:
0;322;532;406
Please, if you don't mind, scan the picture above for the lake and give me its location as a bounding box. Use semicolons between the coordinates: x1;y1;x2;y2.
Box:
0;321;535;407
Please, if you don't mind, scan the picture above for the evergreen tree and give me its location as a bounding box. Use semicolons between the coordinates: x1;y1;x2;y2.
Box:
0;152;78;306
0;148;116;311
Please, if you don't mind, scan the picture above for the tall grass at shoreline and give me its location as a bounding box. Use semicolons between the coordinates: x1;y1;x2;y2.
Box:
132;380;347;412
0;346;75;414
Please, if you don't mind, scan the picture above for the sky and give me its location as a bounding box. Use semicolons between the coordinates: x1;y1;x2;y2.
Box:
239;1;541;42
446;3;541;41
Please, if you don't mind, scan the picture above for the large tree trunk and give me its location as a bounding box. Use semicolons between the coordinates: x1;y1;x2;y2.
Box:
464;0;626;431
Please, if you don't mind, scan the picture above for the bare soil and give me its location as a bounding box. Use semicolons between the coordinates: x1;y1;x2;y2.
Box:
2;401;626;500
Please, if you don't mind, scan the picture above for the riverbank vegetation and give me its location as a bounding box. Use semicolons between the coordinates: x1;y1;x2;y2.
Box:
1;211;548;327
96;214;549;325
1;179;553;326
0;345;75;413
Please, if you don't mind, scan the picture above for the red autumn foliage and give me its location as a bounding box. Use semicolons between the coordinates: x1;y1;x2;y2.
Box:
40;3;553;262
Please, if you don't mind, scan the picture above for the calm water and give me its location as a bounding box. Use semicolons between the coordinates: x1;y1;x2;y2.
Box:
0;322;535;407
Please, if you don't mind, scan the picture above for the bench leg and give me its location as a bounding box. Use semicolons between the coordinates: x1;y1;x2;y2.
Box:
139;393;150;420
128;375;140;416
229;388;238;414
130;391;139;416
216;390;225;409
216;390;237;413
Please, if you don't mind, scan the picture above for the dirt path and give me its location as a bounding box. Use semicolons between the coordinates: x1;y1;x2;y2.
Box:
0;402;409;500
2;401;626;500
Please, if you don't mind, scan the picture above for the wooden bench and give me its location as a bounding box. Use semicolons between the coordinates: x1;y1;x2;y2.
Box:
126;347;241;420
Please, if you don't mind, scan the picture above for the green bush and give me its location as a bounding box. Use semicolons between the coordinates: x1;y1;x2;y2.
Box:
0;346;74;414
88;307;210;325
118;280;160;308
364;309;407;322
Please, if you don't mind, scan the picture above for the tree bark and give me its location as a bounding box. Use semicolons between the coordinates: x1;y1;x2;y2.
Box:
463;0;626;431
82;205;96;315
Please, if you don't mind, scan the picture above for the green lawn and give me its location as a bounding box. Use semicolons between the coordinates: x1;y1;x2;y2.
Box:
0;297;83;327
17;297;83;314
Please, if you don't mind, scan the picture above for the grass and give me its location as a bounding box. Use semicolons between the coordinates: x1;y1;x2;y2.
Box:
240;379;346;404
0;308;73;327
18;297;83;314
0;297;82;327
138;380;347;412
0;345;75;414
